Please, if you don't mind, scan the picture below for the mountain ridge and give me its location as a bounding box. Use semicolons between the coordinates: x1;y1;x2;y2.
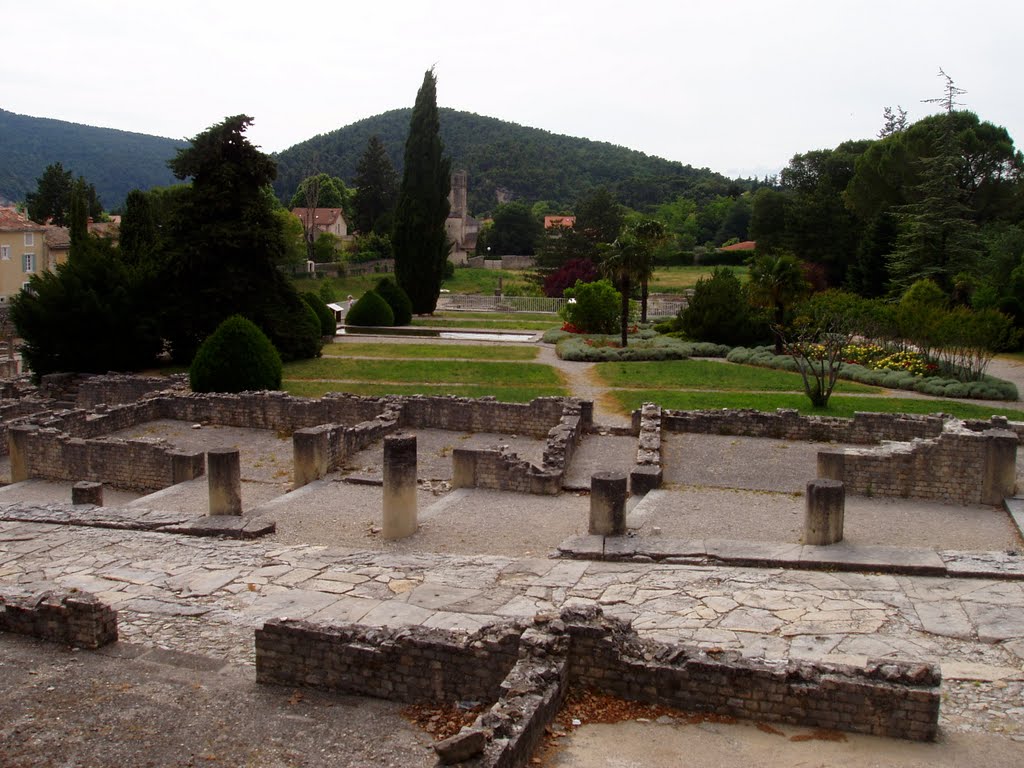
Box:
1;107;740;213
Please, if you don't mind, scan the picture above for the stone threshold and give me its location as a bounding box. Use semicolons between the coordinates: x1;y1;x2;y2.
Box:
555;534;1024;580
0;502;275;539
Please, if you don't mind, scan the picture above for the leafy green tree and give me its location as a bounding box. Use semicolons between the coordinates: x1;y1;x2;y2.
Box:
748;188;789;253
288;173;353;213
393;69;452;314
574;187;624;246
119;190;159;265
189;315;282;393
681;268;764;346
271;208;307;267
747;252;811;354
561;279;620;334
163;114;321;362
25;162;73;225
11;236;161;380
352;135;399;235
488;202;542;255
313;232;340;262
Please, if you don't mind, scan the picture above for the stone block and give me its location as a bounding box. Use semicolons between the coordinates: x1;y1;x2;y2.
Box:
207;448;242;516
590;471;627;536
630;464;662;496
804;479;845;546
72;481;103;506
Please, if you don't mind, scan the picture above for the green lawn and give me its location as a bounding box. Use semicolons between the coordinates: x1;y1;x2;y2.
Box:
283;380;565;402
323;342;538;361
409;318;557;331
646;265;748;293
284;357;562;387
596;359;880;394
611;389;1024;420
440;268;537;295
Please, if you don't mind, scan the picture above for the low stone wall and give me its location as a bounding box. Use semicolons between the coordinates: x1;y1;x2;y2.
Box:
0;587;118;649
452;446;563;495
292;404;403;488
661;408;945;444
818;423;1018;505
8;423;205;492
76;373;188;408
562;606;940;742
398;395;572;439
256;606;940;766
631;403;662;495
255;620;523;704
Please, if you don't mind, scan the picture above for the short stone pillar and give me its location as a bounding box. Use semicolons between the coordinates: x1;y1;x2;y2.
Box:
383;434;417;539
293;426;330;489
207;448;242;516
72;481;103;506
804;478;845;545
590;471;628;536
982;429;1018;505
8;423;38;483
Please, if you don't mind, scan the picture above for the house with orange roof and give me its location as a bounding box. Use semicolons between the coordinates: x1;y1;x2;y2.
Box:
0;208;48;303
291;207;349;239
544;215;575;230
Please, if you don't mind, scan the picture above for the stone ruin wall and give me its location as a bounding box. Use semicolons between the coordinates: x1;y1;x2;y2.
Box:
4;384;586;495
255;605;941;766
818;425;1018;505
658;408;947;444
0;586;118;649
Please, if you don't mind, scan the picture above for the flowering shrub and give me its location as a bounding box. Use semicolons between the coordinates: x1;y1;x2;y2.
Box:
561;322;583;334
838;343;938;376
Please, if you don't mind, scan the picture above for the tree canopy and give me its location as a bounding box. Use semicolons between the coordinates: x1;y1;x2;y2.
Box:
352;135;399;235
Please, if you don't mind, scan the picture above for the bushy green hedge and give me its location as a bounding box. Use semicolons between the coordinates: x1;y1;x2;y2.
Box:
345;290;395;327
375;277;413;325
560;279;620;334
190;315;283;393
727;346;1019;401
556;335;729;362
302;292;337;336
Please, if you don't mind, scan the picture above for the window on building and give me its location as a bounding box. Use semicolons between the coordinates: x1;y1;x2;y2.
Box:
0;245;9;261
22;253;34;273
24;232;34;247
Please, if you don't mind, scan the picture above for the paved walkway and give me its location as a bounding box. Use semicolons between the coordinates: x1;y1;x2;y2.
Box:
2;518;1023;738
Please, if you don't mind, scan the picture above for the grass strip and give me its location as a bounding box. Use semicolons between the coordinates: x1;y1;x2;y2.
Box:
596;359;879;394
409;318;556;331
323;342;538;360
610;389;1024;420
284;357;562;387
283;380;566;402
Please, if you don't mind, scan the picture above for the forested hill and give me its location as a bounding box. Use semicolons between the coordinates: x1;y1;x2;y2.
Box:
273;108;739;214
0;109;186;209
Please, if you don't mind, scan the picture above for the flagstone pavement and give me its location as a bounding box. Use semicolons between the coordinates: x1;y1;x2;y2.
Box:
2;518;1024;740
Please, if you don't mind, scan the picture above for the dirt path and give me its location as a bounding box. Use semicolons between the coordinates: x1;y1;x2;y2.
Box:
538;345;631;427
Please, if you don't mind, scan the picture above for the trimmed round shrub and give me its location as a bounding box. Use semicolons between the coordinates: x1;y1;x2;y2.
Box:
189;315;282;393
302;292;337;336
561;279;620;334
375;277;413;325
346;290;394;327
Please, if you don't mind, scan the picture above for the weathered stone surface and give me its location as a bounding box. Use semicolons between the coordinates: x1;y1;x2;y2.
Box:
434;728;487;764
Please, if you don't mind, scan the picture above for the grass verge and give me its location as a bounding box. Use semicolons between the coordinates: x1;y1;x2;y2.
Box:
323;342;538;361
282;380;565;402
284;358;562;387
596;360;880;394
611;389;1024;420
409;318;556;331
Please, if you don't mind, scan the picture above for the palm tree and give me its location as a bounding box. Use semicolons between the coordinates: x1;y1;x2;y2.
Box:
632;219;667;323
598;220;668;346
747;252;810;354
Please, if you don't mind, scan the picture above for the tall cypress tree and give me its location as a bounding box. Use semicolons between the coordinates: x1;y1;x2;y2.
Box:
393;69;451;314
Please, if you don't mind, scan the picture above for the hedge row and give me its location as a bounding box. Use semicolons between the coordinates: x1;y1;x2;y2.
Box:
727;346;1019;401
556;335;729;362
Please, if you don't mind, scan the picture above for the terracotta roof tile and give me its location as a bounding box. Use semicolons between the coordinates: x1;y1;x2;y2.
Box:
0;207;45;232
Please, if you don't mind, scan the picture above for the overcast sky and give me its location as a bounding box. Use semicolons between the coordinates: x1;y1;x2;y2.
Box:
4;1;1021;180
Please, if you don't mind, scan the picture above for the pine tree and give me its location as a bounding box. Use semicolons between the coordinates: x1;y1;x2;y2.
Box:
353;135;398;235
392;70;451;314
886;120;984;292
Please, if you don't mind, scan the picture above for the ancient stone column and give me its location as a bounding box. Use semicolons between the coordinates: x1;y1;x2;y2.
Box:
982;429;1018;505
72;481;103;506
804;478;845;545
383;434;417;539
590;471;628;536
293;426;330;489
8;423;38;483
207;448;242;516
